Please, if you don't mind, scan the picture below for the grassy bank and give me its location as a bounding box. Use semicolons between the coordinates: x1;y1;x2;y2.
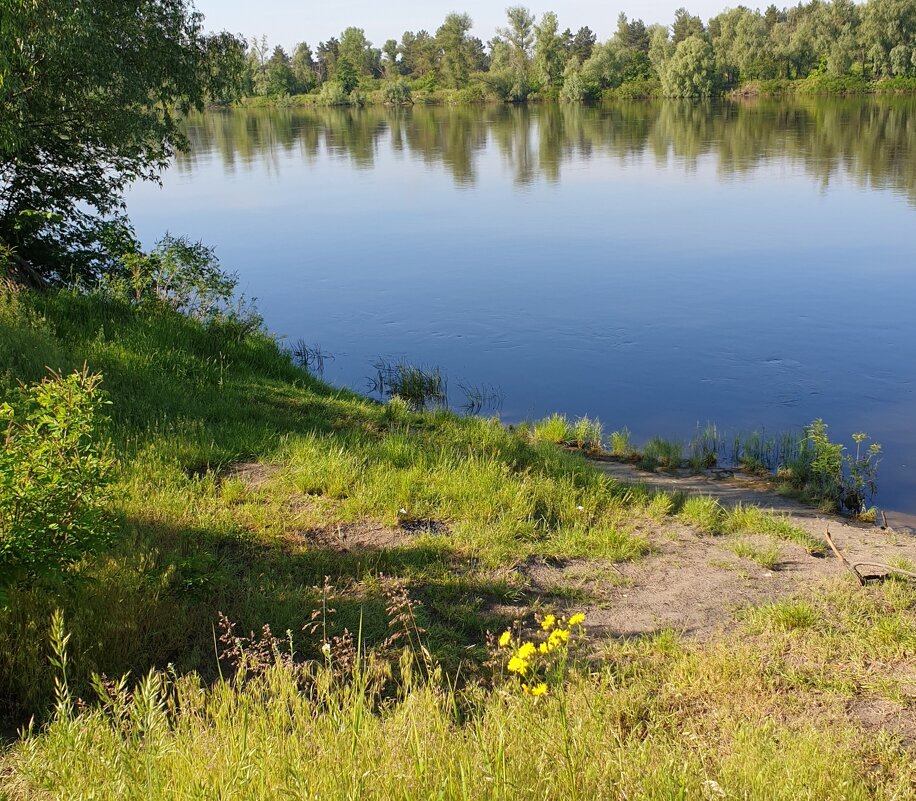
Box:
735;74;916;97
236;75;916;110
1;286;915;798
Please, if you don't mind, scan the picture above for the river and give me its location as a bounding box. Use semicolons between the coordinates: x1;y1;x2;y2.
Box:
126;98;916;514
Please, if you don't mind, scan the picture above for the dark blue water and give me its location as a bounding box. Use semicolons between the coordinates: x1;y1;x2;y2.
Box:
126;100;916;514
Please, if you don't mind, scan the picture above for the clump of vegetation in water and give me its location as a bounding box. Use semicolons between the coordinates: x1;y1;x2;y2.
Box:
369;359;447;411
291;341;334;375
609;427;634;458
688;423;719;471
457;381;503;416
639;437;683;472
530;414;604;452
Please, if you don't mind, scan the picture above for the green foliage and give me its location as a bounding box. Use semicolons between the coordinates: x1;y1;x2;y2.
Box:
534;12;567;91
745;599;821;632
7;581;915;799
102;235;249;322
370;360;447;411
0;369;116;594
662;35;720;97
531;414;572;445
0;1;245;276
729;538;781;569
679;495;726;534
571;416;603;451
639;437;683;471
610;427;634;457
383;79;413;105
318;80;350;105
436;13;475;89
688;423;719;471
779;420;882;514
335;56;360;95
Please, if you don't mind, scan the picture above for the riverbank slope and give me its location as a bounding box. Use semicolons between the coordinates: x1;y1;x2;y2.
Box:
1;287;914;798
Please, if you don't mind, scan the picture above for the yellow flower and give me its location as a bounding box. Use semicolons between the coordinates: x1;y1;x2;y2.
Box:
529;683;548;697
498;631;512;648
507;656;529;675
568;613;586;627
539;642;549;654
517;642;537;660
548;628;569;648
540;614;556;631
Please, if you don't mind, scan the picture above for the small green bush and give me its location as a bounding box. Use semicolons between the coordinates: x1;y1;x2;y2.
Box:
0;369;116;596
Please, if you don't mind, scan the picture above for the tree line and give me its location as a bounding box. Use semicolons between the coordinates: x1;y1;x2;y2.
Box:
238;1;916;102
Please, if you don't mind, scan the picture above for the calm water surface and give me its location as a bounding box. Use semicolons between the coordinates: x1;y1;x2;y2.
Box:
126;99;916;514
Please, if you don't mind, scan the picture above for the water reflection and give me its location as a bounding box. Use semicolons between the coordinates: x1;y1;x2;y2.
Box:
179;98;916;201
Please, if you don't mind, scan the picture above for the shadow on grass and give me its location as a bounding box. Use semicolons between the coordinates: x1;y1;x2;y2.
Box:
0;513;526;725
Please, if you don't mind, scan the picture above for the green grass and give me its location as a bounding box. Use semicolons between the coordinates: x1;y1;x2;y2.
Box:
609;427;633;457
4;580;915;800
726;503;826;555
0;289;649;717
745;598;822;632
571;415;603;451
679;495;726;533
3;287;915;799
676;497;826;555
639;437;683;471
531;413;572;445
729;538;781;570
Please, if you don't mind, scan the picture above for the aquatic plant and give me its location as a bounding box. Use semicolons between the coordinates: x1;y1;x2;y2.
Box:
369;359;447;410
609;427;633;457
639;437;683;471
292;340;334;375
457;381;504;416
688;423;719;471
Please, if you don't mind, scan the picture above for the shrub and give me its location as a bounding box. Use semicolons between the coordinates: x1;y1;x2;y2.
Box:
383;79;412;106
455;83;487;103
0;369;116;598
318;81;349;106
781;420;881;513
102;235;262;334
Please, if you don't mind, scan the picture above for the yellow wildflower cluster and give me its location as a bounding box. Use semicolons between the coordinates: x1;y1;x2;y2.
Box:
496;611;586;697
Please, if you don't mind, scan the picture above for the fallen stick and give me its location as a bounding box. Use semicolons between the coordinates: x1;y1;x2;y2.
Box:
825;527;862;585
825;527;916;585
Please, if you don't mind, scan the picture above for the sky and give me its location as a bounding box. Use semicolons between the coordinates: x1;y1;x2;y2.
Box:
194;0;728;52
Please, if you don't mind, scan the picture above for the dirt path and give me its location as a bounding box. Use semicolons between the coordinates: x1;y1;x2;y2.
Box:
232;459;915;640
544;458;916;640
